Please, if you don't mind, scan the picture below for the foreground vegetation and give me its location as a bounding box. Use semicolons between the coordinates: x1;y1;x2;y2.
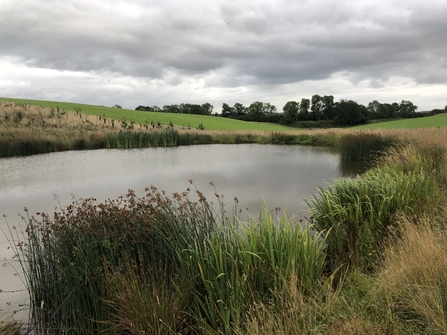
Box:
2;125;447;334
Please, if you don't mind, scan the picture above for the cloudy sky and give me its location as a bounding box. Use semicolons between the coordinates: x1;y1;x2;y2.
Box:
1;0;446;112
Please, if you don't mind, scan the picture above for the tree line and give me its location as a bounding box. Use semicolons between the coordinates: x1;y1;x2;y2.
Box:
136;103;213;116
136;95;446;127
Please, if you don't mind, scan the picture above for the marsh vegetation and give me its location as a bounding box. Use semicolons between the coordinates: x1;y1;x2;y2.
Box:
2;127;447;334
3;98;447;333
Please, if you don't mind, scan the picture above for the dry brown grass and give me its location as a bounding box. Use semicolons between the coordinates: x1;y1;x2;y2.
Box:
239;275;339;335
378;214;447;334
0;100;124;131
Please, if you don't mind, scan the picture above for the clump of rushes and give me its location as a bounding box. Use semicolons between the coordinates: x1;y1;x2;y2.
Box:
15;186;217;334
339;132;400;161
183;206;327;334
307;145;439;273
103;259;192;335
0;321;22;335
105;129;178;148
9;183;329;334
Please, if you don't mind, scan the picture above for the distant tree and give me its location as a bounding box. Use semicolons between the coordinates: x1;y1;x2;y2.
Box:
163;104;180;113
310;94;324;120
246;102;277;122
322;95;335;120
247;101;265;121
367;100;384;119
282;101;299;124
334;99;367;126
221;103;235;117
233;103;247;116
398;100;417;118
201;102;213;115
299;98;310;121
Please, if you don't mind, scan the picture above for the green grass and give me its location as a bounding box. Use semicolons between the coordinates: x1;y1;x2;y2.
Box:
0;97;294;131
354;115;447;129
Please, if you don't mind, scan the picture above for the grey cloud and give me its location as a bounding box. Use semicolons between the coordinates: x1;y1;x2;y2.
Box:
1;0;446;110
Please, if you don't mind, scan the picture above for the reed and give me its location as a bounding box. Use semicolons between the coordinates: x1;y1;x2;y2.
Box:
183;207;326;333
103;260;191;335
0;321;22;335
104;129;178;148
339;132;400;161
7;184;329;334
307;145;439;272
14;186;217;333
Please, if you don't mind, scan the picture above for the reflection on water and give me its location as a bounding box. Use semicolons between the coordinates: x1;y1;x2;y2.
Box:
0;144;361;321
339;159;370;177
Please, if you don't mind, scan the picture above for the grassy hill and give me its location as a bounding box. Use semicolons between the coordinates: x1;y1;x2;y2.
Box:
0;97;294;132
354;115;447;129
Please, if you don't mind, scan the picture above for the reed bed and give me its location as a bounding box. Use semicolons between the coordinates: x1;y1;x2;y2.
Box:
307;145;440;272
7;184;327;334
105;129;178;148
339;132;400;161
13;187;217;333
182;208;326;333
4;146;447;333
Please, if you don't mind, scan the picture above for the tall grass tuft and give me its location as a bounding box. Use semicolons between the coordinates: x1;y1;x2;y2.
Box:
183;207;327;333
307;145;439;272
340;132;399;161
14;186;216;333
103;260;191;334
105;129;178;148
378;215;447;334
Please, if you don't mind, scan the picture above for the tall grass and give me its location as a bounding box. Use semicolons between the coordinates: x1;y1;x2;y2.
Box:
15;187;217;333
339;132;400;161
8;185;328;334
183;207;326;333
378;215;447;334
105;129;178;148
307;145;440;272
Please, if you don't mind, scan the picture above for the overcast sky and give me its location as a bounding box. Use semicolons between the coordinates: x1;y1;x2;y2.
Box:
1;0;446;112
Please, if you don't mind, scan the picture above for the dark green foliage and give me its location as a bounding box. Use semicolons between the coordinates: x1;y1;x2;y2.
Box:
18;187;217;333
340;133;399;161
307;149;437;272
104;129;178;148
177;132;214;145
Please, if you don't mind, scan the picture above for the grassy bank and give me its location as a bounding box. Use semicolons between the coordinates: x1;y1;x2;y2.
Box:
0;100;346;157
0;97;293;132
3;128;447;334
2;99;447;161
354;114;447;129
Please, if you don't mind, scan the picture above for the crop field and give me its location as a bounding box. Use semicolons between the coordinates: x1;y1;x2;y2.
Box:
354;114;447;129
0;97;293;132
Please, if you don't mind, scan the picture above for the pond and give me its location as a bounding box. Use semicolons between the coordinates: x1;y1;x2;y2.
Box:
0;144;365;322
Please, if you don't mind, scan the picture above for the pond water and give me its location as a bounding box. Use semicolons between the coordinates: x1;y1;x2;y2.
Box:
0;144;365;322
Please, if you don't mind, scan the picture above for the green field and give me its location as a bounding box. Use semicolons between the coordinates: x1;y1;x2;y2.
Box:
0;97;294;132
354;114;447;129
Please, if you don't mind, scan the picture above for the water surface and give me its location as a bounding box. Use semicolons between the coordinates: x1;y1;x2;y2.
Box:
0;144;363;321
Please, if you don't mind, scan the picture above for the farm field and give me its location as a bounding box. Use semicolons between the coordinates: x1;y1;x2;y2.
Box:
354;114;447;129
0;97;294;132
